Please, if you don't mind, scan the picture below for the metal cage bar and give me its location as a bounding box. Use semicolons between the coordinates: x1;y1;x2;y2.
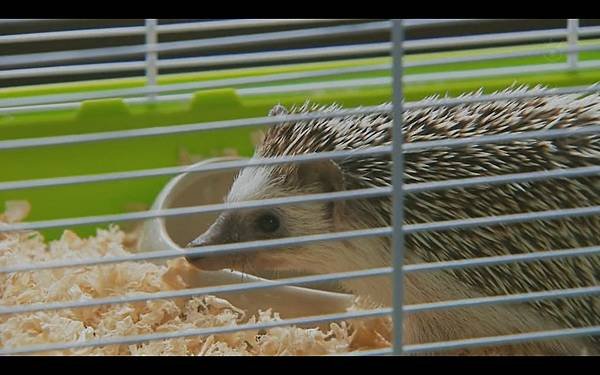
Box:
5;54;600;108
0;308;394;355
0;21;391;68
0;187;392;233
2;86;600;152
567;19;579;70
1;240;599;277
390;19;406;356
144;19;158;102
1;146;597;196
5;23;600;71
5;42;600;82
2;287;598;354
0;20;347;45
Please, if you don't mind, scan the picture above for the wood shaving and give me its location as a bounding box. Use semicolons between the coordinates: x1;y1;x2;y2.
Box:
0;203;391;355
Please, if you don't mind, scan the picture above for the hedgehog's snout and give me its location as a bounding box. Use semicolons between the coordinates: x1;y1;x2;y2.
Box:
185;232;209;253
184;232;211;263
184;219;236;270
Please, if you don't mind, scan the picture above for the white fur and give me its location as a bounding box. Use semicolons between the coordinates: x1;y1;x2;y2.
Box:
227;165;274;202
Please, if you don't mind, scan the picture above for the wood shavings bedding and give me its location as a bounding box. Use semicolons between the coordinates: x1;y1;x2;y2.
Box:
0;202;391;356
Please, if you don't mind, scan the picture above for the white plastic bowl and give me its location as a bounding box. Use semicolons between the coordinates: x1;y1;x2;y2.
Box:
138;157;354;319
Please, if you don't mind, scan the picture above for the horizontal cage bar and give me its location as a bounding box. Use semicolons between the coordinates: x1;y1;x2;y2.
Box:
2;85;600;151
0;187;392;233
0;308;393;355
403;326;600;354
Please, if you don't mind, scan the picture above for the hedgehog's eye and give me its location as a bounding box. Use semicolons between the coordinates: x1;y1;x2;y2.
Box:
256;213;280;233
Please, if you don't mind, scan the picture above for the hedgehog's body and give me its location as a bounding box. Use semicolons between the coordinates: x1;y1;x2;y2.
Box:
187;87;600;355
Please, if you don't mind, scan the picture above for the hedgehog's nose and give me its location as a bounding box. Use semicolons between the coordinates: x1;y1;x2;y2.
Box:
184;234;233;271
184;234;210;262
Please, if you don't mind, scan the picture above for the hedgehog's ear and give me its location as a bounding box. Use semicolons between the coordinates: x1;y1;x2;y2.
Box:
297;160;345;193
297;160;346;226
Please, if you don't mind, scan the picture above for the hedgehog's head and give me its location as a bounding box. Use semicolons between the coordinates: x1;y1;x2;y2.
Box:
184;104;364;275
184;159;348;273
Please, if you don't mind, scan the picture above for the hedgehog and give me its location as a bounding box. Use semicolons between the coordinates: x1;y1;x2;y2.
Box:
185;85;600;355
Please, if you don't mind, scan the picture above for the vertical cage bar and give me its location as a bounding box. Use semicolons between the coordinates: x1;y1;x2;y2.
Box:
145;19;158;101
391;19;406;356
567;19;579;70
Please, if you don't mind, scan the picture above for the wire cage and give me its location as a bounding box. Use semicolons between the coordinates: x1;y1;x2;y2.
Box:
0;19;599;356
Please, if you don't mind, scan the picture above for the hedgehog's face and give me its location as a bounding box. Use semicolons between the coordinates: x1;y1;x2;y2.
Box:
185;160;346;274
